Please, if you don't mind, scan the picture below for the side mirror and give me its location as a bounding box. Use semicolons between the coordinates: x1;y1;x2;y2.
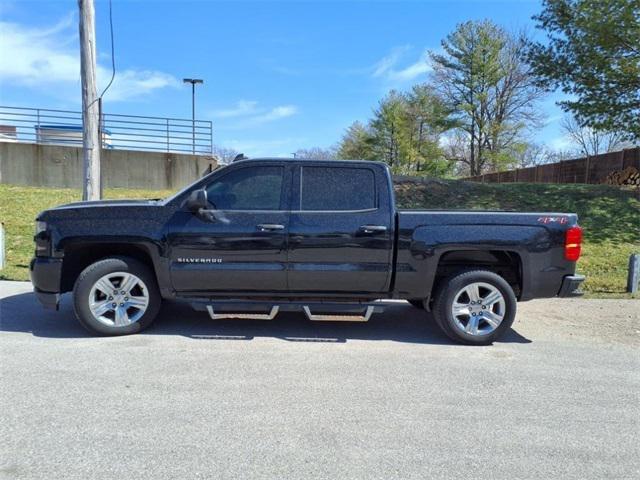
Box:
186;189;209;212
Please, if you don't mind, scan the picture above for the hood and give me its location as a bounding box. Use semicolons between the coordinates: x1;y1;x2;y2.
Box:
51;198;161;210
36;198;163;221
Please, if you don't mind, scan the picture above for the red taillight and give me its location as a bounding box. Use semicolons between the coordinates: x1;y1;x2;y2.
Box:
565;226;582;261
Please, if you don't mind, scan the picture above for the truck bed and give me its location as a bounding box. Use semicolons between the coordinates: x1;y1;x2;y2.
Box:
394;210;579;301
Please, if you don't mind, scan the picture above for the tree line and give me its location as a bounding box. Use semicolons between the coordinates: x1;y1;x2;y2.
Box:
293;0;639;176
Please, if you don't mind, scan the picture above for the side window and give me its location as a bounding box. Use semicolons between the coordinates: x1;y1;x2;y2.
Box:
300;167;376;211
205;166;283;210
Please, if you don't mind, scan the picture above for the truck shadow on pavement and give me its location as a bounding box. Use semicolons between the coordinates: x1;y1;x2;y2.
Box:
0;291;532;345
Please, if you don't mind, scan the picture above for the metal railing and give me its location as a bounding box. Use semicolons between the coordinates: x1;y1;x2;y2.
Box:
0;105;213;155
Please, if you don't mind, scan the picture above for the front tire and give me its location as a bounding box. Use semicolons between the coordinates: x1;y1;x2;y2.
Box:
432;269;516;345
73;257;161;336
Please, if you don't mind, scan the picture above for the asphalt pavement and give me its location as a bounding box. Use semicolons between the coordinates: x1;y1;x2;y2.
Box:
1;281;638;479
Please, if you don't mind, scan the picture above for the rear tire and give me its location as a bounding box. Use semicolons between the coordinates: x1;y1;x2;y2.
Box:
73;256;161;336
432;269;516;345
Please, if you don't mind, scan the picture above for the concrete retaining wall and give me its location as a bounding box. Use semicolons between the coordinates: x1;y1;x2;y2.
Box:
0;142;217;190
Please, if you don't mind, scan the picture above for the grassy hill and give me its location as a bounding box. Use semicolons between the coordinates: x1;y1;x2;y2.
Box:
1;181;638;297
0;185;171;283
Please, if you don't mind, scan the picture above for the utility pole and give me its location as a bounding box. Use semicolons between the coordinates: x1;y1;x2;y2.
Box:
79;0;101;200
183;78;203;154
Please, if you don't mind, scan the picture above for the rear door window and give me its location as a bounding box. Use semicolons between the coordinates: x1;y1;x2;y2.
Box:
300;166;376;211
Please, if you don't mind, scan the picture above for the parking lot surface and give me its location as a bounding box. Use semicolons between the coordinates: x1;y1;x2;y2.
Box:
1;281;638;479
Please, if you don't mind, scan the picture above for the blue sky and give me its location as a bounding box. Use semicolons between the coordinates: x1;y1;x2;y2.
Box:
0;0;569;157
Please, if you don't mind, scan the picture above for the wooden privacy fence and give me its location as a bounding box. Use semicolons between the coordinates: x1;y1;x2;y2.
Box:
465;147;639;185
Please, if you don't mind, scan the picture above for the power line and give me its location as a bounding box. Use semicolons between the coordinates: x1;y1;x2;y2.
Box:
99;0;116;99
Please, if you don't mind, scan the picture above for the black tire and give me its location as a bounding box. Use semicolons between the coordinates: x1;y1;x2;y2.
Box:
72;256;161;336
432;269;516;346
408;299;425;309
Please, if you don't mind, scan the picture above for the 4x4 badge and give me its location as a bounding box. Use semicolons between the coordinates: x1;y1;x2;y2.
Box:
537;216;568;224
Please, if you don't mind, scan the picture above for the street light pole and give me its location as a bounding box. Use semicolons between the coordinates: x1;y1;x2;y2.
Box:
183;78;203;154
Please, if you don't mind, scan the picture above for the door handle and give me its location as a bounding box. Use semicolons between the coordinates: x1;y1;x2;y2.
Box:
359;225;387;234
257;223;285;231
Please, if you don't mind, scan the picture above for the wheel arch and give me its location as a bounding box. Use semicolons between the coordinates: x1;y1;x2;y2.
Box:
60;240;160;293
429;249;523;303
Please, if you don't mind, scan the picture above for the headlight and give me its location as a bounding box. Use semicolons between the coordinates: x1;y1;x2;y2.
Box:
35;221;47;235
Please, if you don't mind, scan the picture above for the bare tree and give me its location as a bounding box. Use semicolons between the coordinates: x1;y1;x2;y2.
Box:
293;146;338;160
513;142;547;167
485;30;545;168
561;115;626;156
212;146;241;165
510;142;575;167
442;131;473;175
544;148;578;163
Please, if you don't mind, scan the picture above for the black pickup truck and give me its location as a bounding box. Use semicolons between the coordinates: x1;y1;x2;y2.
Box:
31;158;584;344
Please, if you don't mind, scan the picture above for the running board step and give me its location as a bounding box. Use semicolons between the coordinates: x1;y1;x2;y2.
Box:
206;305;279;320
193;301;387;322
303;306;374;322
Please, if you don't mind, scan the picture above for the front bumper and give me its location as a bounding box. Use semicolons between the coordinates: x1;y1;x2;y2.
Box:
30;257;63;310
558;274;585;297
34;290;61;310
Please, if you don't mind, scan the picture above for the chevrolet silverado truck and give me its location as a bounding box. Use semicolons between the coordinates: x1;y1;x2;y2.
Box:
30;158;585;345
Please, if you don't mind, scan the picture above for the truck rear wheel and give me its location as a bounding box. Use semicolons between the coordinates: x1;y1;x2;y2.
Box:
72;257;161;336
432;269;516;345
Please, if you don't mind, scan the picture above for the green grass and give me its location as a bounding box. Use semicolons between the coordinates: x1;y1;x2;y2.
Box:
1;181;638;297
0;185;171;282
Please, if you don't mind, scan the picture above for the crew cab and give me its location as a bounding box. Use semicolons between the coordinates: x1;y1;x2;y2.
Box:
31;159;585;344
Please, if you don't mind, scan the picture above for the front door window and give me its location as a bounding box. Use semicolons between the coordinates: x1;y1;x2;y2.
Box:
206;166;284;210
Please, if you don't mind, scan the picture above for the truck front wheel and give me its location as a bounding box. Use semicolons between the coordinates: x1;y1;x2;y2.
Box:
432;270;516;345
72;257;161;336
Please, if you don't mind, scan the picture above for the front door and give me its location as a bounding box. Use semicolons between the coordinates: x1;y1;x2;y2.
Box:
167;164;291;293
287;164;393;293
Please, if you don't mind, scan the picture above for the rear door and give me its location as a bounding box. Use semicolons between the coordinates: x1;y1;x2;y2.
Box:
287;163;394;293
167;163;291;293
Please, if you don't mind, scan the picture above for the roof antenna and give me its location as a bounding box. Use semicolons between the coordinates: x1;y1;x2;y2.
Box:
233;153;248;162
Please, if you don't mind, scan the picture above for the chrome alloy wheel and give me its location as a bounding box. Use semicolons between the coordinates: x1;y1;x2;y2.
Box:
451;282;506;336
88;272;150;327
